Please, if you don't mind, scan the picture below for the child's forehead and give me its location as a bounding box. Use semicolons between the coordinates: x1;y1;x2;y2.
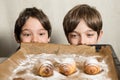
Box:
74;20;93;32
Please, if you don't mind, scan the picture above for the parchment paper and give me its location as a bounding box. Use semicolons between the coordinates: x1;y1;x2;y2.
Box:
0;43;118;80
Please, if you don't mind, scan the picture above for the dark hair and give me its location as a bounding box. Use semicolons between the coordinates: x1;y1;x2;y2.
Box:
63;4;102;41
14;7;52;41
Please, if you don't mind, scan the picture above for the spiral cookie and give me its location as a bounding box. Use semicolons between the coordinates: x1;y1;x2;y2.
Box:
84;58;101;75
38;61;54;77
59;58;76;76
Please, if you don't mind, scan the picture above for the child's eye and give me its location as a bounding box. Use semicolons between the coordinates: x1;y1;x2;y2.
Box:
71;34;78;38
39;33;46;36
69;34;80;39
23;33;31;37
87;34;94;37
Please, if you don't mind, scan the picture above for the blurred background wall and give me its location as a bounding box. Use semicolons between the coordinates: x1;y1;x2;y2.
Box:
0;0;120;60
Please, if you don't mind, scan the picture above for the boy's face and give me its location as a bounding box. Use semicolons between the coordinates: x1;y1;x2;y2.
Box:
20;17;50;43
68;20;102;45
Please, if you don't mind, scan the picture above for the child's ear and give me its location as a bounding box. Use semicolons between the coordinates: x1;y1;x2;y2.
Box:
97;30;103;42
48;37;50;42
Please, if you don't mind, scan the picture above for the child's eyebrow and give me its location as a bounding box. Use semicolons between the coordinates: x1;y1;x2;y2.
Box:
21;29;30;31
39;29;47;31
86;30;95;32
71;31;79;33
21;29;46;31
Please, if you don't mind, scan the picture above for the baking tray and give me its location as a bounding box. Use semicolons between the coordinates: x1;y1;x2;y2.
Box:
0;43;118;80
90;44;120;79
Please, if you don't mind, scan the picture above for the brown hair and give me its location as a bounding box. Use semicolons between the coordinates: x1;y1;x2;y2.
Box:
63;4;102;41
14;7;52;41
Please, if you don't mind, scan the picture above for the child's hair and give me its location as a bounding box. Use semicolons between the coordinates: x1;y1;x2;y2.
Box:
14;7;52;41
63;4;102;40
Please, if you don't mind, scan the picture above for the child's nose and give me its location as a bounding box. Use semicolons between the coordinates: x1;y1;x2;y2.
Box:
78;37;86;45
32;35;39;42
